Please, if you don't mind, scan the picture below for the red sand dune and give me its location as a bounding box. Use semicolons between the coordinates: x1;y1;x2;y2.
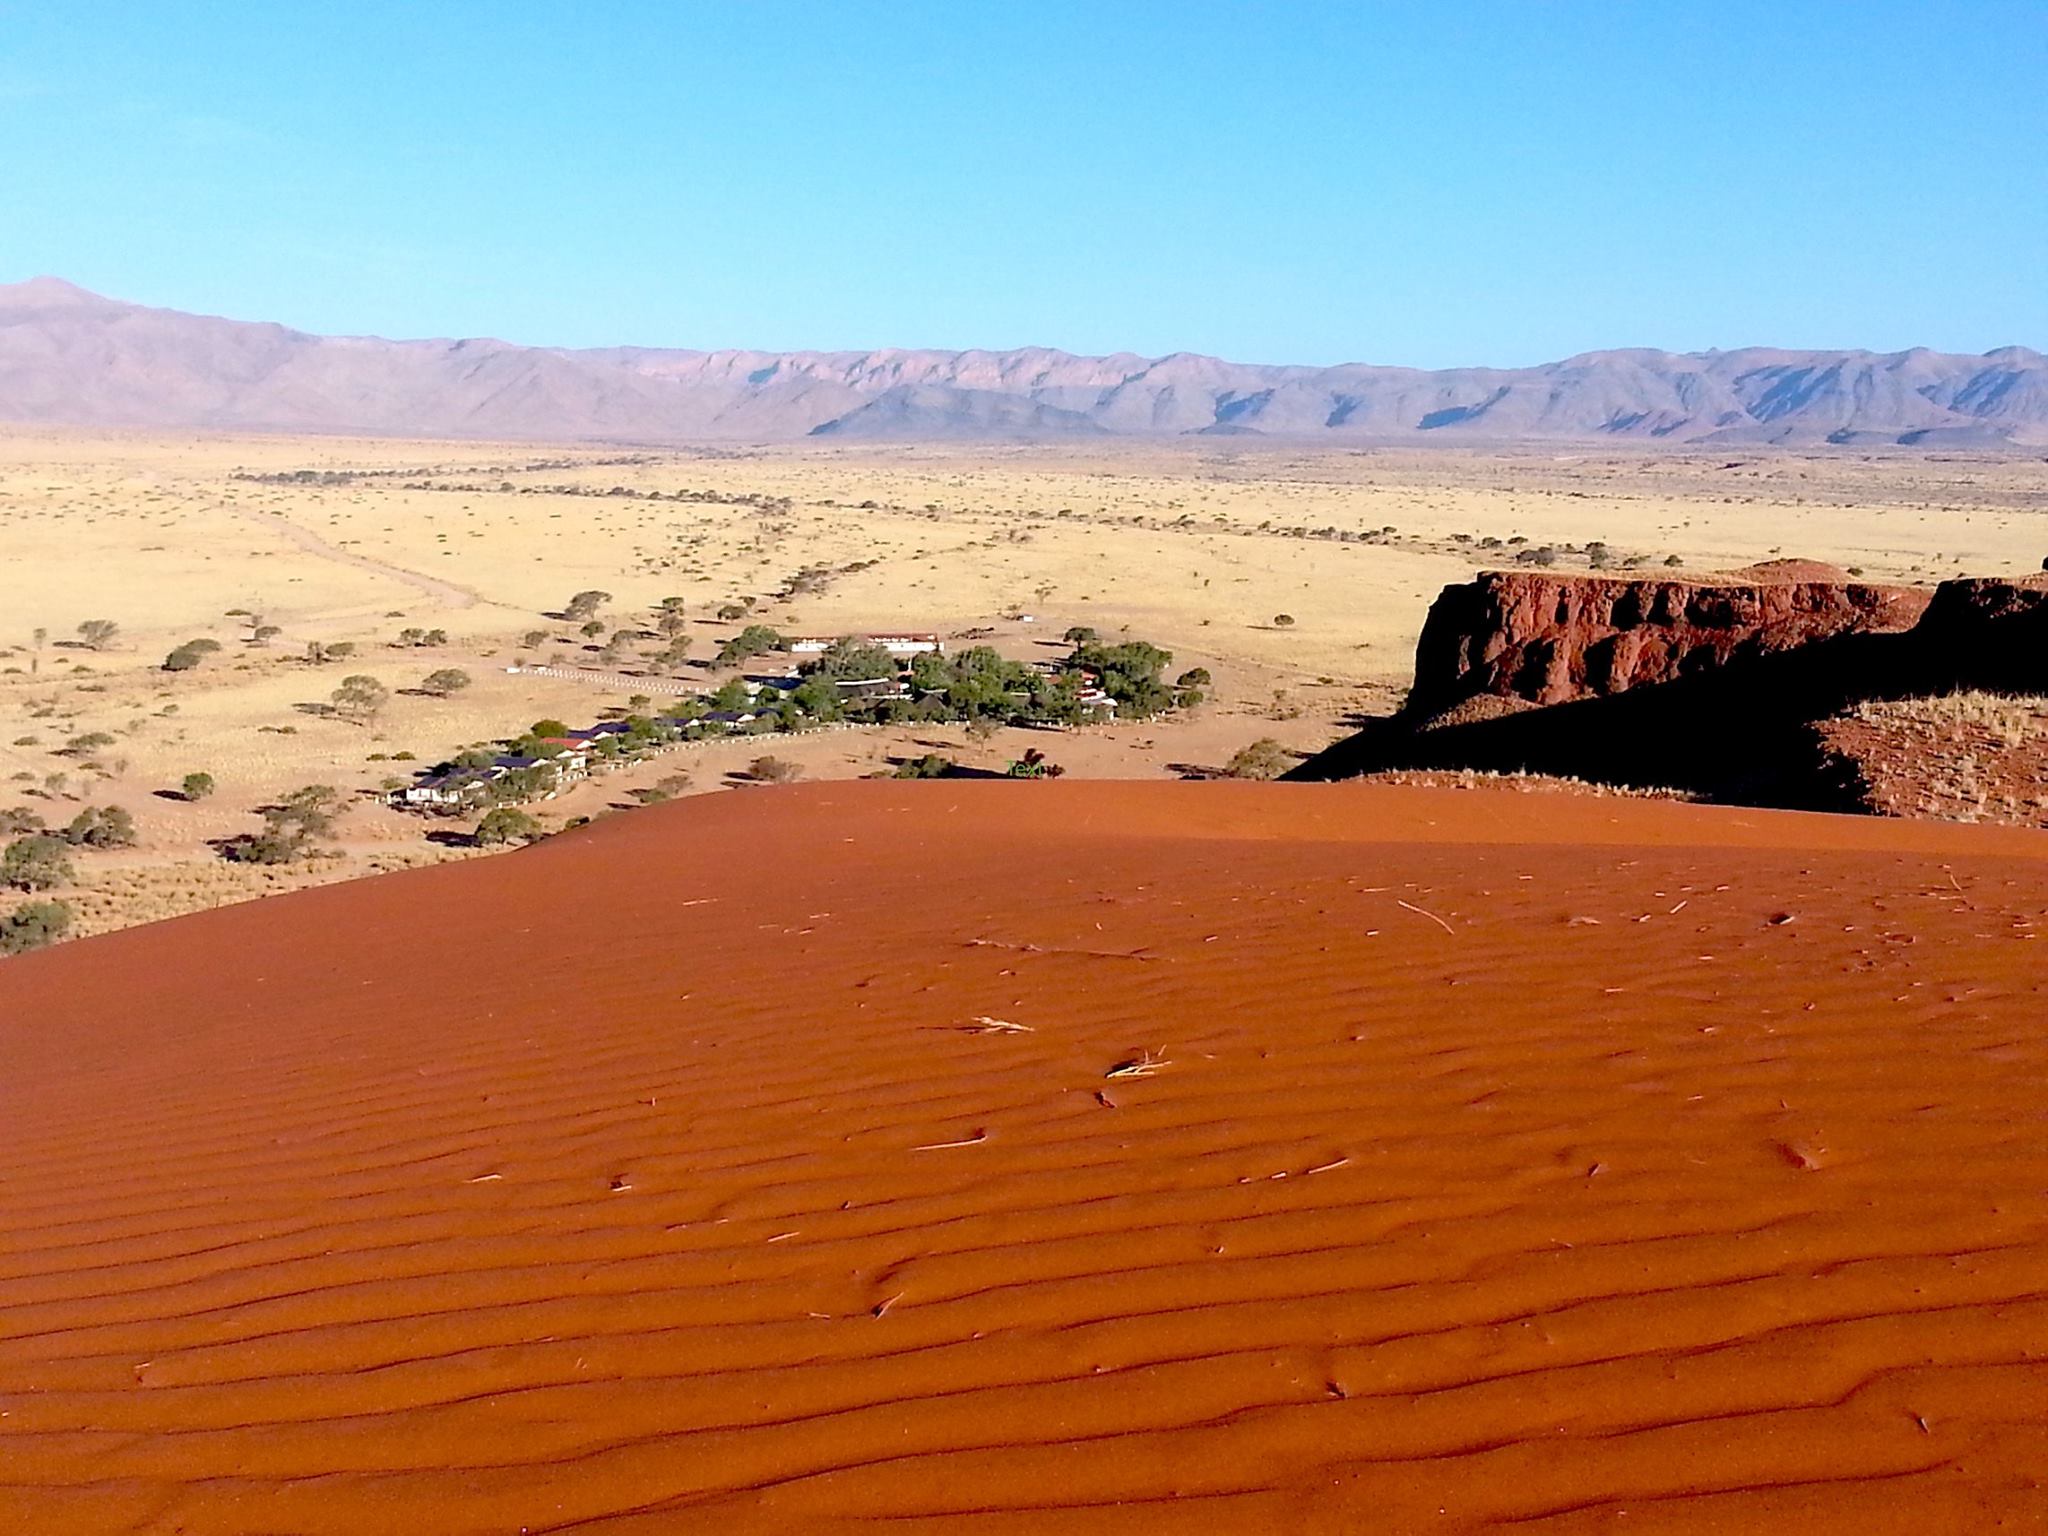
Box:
4;782;2048;1533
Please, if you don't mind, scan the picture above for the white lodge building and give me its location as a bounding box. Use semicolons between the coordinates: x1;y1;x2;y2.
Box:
788;633;944;657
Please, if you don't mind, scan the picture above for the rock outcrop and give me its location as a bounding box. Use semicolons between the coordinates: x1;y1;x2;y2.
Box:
1910;574;2048;693
1293;566;2048;809
1407;561;1930;719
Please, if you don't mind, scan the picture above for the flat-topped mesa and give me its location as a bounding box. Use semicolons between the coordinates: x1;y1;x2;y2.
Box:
1407;560;1931;719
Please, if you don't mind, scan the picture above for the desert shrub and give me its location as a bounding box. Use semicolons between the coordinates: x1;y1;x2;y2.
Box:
1271;614;1296;628
76;619;120;650
748;755;801;784
181;772;216;801
1175;667;1212;689
1223;738;1293;780
0;807;45;835
420;668;472;696
163;638;222;671
2;834;74;890
894;753;955;779
0;899;71;954
564;589;613;621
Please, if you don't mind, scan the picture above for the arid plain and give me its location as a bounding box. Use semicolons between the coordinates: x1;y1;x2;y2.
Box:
5;427;2047;938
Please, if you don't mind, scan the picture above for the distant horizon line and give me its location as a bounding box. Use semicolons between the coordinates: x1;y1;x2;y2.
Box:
7;274;2041;377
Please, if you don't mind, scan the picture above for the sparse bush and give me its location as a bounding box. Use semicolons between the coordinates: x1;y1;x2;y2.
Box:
564;589;612;621
1272;613;1296;628
748;755;801;784
894;753;955;779
76;619;120;650
0;898;71;954
1175;667;1212;689
181;772;216;801
1223;738;1293;780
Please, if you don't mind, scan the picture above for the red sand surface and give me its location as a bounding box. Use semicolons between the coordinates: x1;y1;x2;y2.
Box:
4;783;2048;1533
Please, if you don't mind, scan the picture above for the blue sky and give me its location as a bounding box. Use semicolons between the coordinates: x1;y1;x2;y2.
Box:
2;1;2042;366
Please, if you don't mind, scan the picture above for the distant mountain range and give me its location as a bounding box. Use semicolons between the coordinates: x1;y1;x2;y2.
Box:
3;276;2043;446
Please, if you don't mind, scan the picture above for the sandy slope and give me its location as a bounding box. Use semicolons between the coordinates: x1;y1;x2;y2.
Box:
3;782;2047;1532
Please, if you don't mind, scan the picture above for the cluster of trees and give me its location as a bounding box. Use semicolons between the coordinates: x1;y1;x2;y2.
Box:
394;627;450;648
717;624;785;667
222;785;344;864
1;805;140;894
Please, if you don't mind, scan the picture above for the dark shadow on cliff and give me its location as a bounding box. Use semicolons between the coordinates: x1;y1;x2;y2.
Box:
1285;629;1952;809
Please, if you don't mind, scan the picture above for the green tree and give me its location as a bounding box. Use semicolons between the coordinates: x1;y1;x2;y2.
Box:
564;589;613;621
331;674;390;723
420;668;472;697
0;898;71;954
181;771;216;801
2;835;74;891
716;624;784;666
475;806;543;846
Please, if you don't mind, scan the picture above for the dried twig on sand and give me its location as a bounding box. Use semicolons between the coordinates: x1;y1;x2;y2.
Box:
962;1015;1034;1034
912;1129;988;1150
1106;1049;1169;1079
1396;899;1455;935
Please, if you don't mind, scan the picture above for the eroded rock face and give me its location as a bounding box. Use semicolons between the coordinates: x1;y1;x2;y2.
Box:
1410;564;1931;717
